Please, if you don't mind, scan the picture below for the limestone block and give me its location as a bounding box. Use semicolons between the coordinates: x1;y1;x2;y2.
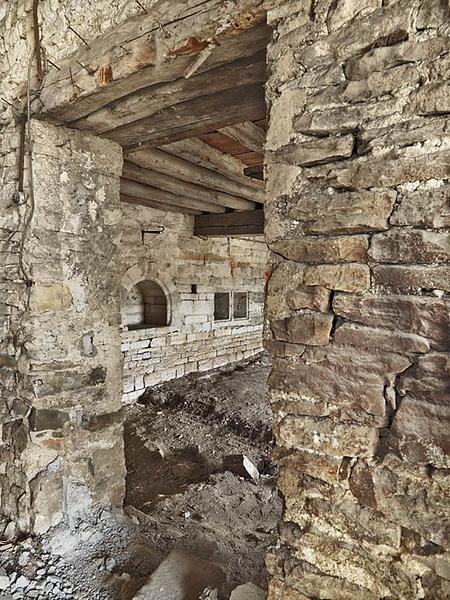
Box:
304;263;370;292
391;187;450;228
269;346;411;425
389;395;450;468
412;81;450;116
329;151;450;189
273;135;354;167
289;187;396;234
271;235;369;263
271;311;333;346
286;285;331;312
29;284;73;313
345;37;449;80
371;454;450;548
327;0;381;31
373;265;450;293
295;97;397;135
369;229;450;264
266;89;306;151
276;414;379;457
335;323;430;353
333;293;450;350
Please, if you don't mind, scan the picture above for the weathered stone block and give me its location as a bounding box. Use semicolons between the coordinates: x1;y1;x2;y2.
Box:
304;264;370;292
269;346;411;425
389;395;450;468
29;284;73;313
273;135;354;167
411;81;450;116
373;265;450;293
344;37;449;80
271;311;333;346
333;293;450;350
335;322;430;353
289;187;396;234
369;229;450;264
271;235;369;263
391;187;450;229
276;414;379;457
329;151;450;189
286;285;331;312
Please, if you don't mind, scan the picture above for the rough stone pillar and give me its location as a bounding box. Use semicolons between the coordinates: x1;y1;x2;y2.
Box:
264;1;450;598
0;119;125;534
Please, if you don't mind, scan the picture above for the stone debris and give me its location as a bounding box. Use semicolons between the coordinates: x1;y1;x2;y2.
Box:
229;582;265;600
132;551;225;600
223;454;260;482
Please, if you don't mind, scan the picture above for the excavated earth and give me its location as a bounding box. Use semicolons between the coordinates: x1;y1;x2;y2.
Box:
0;353;281;599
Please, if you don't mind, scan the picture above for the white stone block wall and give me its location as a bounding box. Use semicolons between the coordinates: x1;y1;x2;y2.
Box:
120;203;267;402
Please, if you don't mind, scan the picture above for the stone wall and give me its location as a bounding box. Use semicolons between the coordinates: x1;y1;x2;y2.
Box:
265;1;450;598
0;119;125;534
120;203;266;403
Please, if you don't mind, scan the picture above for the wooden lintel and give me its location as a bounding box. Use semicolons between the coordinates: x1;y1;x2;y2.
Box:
194;209;264;236
33;3;272;123
106;83;265;147
72;50;266;134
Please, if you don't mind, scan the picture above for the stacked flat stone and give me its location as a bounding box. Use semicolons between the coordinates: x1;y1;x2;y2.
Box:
265;0;450;598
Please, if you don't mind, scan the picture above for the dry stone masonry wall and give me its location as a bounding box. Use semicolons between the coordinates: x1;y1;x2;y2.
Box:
120;204;266;403
265;1;450;598
1;119;125;534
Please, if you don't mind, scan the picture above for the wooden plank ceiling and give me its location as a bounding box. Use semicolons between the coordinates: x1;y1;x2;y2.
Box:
36;16;269;227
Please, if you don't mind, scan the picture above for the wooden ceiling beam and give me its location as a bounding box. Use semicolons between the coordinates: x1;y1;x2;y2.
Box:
219;121;265;153
194;209;264;236
121;194;201;215
123;161;254;211
33;3;272;123
105;83;265;147
71;51;265;134
125;147;265;204
120;179;224;214
160;138;264;191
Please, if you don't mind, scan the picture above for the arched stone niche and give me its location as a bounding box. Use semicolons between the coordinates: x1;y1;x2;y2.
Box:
120;264;181;331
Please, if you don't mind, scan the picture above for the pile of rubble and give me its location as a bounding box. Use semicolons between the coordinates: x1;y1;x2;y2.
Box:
1;355;279;599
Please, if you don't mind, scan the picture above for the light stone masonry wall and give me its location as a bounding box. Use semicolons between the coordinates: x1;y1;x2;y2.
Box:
1;119;125;534
120;203;266;403
265;1;450;599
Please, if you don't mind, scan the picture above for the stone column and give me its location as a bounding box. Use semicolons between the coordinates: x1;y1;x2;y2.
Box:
1;119;125;534
265;1;450;598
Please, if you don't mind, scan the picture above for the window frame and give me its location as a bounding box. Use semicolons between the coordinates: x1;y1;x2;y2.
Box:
213;291;231;322
232;291;249;320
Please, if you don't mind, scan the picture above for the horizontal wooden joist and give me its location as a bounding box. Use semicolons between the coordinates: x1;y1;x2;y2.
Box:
106;83;265;147
160;137;264;191
72;50;266;134
121;194;201;215
125;146;265;204
219;121;265;153
33;2;273;123
120;179;225;214
122;161;254;211
194;209;264;236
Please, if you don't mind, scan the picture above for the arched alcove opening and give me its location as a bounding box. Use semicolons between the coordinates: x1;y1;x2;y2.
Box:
123;279;169;329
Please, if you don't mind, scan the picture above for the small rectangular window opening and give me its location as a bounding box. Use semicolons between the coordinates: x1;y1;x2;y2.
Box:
233;292;248;319
214;292;230;321
191;284;197;294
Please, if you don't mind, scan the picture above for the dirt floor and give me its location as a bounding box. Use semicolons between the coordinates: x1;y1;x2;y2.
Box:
124;352;281;597
0;353;281;600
